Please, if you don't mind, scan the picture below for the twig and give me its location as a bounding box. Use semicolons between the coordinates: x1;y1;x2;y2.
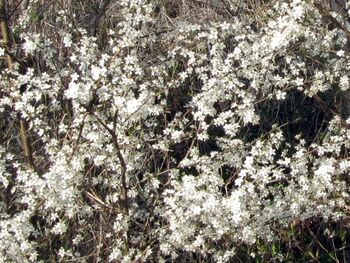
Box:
314;0;350;40
85;108;130;252
8;0;25;19
218;0;237;18
68;113;87;163
313;94;350;129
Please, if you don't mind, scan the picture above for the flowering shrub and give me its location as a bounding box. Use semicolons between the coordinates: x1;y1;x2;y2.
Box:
1;0;350;262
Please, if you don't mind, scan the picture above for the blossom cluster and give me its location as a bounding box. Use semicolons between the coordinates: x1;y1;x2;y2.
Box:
1;0;350;262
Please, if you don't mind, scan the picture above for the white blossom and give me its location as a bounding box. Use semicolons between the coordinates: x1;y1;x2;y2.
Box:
1;0;350;262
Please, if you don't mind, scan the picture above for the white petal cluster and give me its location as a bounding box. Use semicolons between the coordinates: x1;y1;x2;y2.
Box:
1;0;350;262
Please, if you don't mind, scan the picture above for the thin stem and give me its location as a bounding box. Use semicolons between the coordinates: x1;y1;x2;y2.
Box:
87;109;130;251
